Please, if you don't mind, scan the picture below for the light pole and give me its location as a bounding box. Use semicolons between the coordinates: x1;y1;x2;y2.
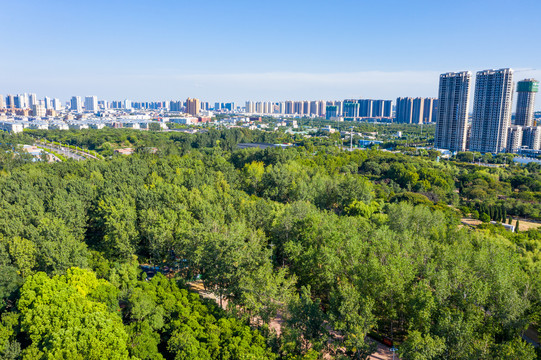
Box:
350;126;353;151
390;347;397;360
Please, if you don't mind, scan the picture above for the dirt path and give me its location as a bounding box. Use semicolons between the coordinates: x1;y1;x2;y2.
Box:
187;280;398;358
461;217;541;231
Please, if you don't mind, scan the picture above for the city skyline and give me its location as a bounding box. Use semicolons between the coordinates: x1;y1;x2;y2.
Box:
1;0;541;108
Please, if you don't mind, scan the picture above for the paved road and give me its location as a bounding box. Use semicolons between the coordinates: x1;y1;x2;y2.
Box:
36;143;87;161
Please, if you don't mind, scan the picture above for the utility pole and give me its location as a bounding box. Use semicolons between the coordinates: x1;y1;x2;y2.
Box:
350;126;353;151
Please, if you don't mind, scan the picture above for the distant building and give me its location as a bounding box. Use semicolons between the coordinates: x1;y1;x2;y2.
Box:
326;105;339;120
0;121;24;133
515;79;538;127
470;68;514;153
434;71;471;152
70;96;82;112
15;94;28;109
310;101;320;116
358;99;373;117
422;98;437;123
412;98;424;124
0;96;4;109
506;126;523;153
52;98;62;111
6;95;15;109
85;96;98;113
245;101;254;113
343;100;359;118
44;96;52;109
28;94;37;108
186;98;200;116
395;97;414;123
372;100;392;117
32;104;46;117
522;126;541;150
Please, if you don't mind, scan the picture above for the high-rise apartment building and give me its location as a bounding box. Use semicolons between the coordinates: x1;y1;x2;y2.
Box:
6;95;15;109
372;100;384;117
70;96;83;112
15;94;28;109
343;100;359;118
515;79;538;126
278;102;285;114
412;98;424;124
28;94;37;108
470;68;514;153
358;99;373;117
326;105;339;120
310;101;320;116
245;101;254;113
255;102;263;114
422;98;437;123
0;96;4;109
318;101;326;117
506;126;523;153
285;101;294;114
44;97;52;109
52;98;62;111
395;97;414;123
522;126;541;150
186;98;200;116
434;71;471;152
85;96;98;112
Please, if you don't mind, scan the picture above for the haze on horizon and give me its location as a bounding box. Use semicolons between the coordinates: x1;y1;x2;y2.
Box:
1;0;540;109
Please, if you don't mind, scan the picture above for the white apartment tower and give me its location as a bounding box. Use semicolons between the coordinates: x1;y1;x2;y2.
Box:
70;96;83;112
245;101;254;113
470;68;514;153
506;126;523;153
434;71;471;152
85;96;98;113
52;98;62;111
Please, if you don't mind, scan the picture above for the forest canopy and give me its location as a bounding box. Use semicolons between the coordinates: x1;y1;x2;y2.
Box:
0;128;540;359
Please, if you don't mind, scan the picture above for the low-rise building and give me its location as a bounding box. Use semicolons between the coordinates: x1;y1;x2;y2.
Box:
0;121;24;133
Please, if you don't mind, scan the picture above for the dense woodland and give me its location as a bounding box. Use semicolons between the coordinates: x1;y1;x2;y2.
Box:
0;128;540;359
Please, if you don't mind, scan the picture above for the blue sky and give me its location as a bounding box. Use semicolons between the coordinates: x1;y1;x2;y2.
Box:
1;0;540;107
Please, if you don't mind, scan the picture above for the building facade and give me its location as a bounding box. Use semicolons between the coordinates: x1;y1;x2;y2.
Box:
506;126;523;153
85;96;98;113
186;98;200;116
434;71;471;152
70;96;82;112
515;79;538;127
522;126;541;150
395;97;414;123
470;68;514;153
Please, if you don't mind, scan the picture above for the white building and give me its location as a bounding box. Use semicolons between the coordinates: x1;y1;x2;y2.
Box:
522;126;541;150
85;96;98;113
70;96;83;112
32;104;46;117
0;121;24;133
506;126;523;153
52;98;62;111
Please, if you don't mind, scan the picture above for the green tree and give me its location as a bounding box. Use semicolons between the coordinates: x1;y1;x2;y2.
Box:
285;286;328;355
399;331;445;360
18;268;132;359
